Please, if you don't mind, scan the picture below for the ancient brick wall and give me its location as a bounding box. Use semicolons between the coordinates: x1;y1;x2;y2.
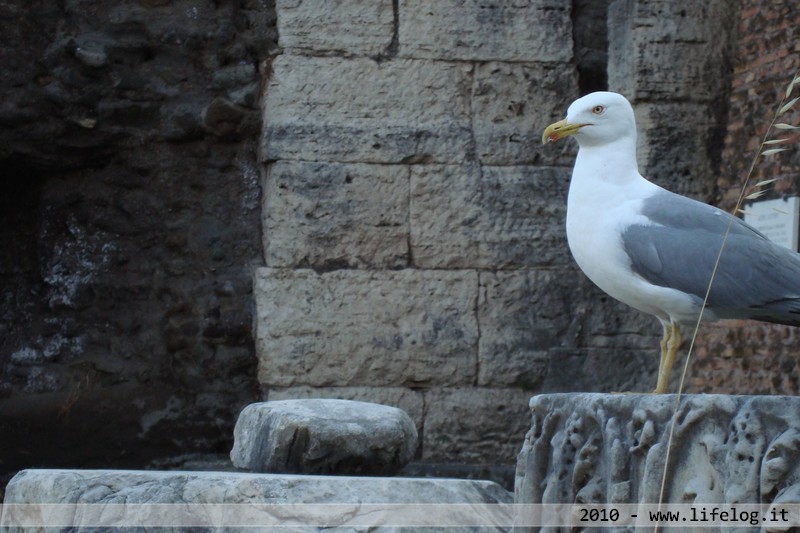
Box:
689;0;800;394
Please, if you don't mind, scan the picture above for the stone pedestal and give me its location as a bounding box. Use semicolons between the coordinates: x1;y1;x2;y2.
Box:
515;393;800;510
2;469;511;532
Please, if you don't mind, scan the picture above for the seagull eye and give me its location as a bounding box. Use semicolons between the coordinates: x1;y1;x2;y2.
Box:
592;105;605;115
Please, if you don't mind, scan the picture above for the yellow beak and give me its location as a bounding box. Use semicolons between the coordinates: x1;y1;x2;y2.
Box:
542;118;586;144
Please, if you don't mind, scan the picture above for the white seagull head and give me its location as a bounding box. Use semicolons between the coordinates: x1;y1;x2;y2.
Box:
542;91;638;148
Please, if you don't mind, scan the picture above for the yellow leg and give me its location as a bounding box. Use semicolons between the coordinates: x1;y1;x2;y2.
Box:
654;323;681;394
657;322;670;386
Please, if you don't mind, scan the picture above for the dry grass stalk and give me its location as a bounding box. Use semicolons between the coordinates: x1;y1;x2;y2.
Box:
655;70;800;528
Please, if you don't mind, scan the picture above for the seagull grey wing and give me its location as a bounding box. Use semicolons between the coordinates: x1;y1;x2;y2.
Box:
622;192;800;325
639;189;768;239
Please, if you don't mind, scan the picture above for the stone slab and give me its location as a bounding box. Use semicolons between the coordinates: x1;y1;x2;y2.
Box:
409;165;571;269
267;386;425;435
276;0;394;56
422;388;532;464
262;55;473;164
472;61;579;166
516;394;800;515
398;0;573;62
254;268;478;387
2;469;512;532
263;161;409;269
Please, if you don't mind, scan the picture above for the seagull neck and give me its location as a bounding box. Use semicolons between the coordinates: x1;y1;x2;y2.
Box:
574;137;641;186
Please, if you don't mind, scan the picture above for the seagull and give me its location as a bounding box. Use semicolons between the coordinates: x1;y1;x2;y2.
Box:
542;91;800;393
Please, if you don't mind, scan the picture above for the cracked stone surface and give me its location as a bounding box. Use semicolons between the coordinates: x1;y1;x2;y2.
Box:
230;399;418;476
3;469;512;532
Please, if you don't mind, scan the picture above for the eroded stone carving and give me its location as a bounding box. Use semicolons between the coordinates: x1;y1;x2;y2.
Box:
2;469;512;532
516;394;800;513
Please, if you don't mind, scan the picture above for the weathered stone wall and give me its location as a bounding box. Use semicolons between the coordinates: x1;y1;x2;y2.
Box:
0;0;274;486
257;0;579;468
256;0;738;468
609;0;739;199
0;0;765;490
690;0;800;394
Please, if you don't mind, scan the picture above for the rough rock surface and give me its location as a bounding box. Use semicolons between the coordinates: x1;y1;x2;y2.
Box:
276;0;395;56
397;0;572;62
607;0;738;199
262;56;475;164
0;0;273;485
516;394;800;512
3;469;512;532
263;161;410;269
421;388;532;464
254;268;479;388
409;165;571;269
267;386;425;434
230;399;418;476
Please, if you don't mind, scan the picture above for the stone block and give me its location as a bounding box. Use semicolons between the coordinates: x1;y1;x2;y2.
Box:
422;388;532;464
409;165;572;269
478;269;582;388
516;394;800;514
542;346;666;394
230;399;417;475
608;0;737;102
263;161;409;269
634;102;719;200
267;386;425;434
276;0;394;56
524;273;664;394
472;61;579;166
254;268;478;387
3;469;512;531
582;297;662;353
398;0;573;62
262;56;473;164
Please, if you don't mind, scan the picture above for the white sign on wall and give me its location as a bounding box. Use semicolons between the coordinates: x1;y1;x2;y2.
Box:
743;196;800;252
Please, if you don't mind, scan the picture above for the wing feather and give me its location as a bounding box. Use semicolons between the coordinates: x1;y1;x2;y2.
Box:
622;191;800;325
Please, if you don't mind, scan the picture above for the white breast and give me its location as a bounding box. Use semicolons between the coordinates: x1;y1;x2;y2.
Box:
566;169;703;325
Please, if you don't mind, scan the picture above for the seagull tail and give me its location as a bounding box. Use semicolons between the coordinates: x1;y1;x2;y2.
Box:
722;299;800;327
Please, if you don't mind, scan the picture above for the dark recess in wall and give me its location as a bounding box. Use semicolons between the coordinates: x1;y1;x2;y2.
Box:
572;0;610;95
0;161;45;381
